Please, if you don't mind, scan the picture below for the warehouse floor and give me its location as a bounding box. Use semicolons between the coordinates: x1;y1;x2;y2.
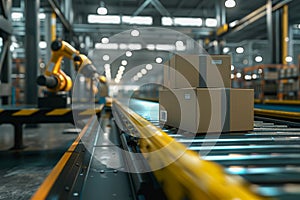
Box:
0;123;77;200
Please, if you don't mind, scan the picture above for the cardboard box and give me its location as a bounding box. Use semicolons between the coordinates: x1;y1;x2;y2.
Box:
163;54;231;88
159;88;253;133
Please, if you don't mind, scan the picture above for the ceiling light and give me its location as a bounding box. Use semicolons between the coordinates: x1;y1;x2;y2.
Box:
11;12;23;21
121;60;128;65
119;43;128;49
225;0;236;8
231;65;235;71
88;15;120;24
146;44;155;50
236;72;242;78
116;74;122;79
122;16;153;25
252;74;258;79
175;40;184;47
102;54;110;61
125;51;132;57
119;66;125;71
115;79;120;83
39;13;46;20
141;69;147;75
231;74;234;79
298;24;300;29
131;29;140;37
39;41;47;49
128;43;142;50
137;72;142;78
101;37;109;44
146;64;153;70
95;43;118;49
205;18;218;27
223;47;230;53
162;17;202;27
244;75;252;80
236;47;244;54
255;56;263;63
155;57;163;63
286;56;293;62
258;68;263;74
133;76;138;81
97;2;107;15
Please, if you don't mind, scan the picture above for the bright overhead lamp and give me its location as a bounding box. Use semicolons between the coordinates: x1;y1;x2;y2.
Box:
175;40;184;47
252;74;258;79
11;12;23;21
286;56;293;62
236;72;242;78
225;0;236;8
121;60;128;66
39;41;47;49
162;17;202;27
236;47;244;54
119;66;125;71
101;37;109;44
102;54;110;61
146;64;153;70
146;44;155;50
231;74;234;79
122;16;153;25
231;65;235;71
223;47;230;53
39;13;46;20
137;72;143;78
141;69;147;75
205;18;218;27
131;29;140;37
155;57;163;63
125;51;132;57
88;15;120;24
97;1;108;15
255;56;263;63
133;76;138;81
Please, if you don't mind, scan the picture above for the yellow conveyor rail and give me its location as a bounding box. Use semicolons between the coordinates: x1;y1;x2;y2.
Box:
114;100;268;200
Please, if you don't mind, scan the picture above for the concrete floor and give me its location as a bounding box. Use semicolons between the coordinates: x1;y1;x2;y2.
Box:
0;123;77;200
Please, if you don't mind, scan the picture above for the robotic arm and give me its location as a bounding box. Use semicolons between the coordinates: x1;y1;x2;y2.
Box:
37;39;106;93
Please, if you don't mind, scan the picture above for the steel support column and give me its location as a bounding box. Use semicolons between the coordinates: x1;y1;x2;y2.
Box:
63;0;74;79
25;0;40;105
273;9;283;64
282;5;288;64
266;0;274;63
0;0;12;105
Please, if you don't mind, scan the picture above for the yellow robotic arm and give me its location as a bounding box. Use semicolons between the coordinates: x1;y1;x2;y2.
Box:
37;39;106;93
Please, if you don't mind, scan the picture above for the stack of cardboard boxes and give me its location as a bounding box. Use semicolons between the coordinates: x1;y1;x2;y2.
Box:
159;54;254;133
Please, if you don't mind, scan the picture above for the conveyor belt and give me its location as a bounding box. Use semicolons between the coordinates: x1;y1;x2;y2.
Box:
130;100;300;199
33;99;300;199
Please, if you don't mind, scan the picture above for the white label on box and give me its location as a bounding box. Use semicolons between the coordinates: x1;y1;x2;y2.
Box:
160;110;167;122
184;93;191;100
211;60;222;65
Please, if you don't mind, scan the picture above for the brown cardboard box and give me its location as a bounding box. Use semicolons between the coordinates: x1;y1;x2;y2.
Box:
159;88;253;133
163;54;231;88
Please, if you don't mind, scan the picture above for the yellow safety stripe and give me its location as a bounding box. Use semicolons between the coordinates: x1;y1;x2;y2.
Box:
254;99;261;104
46;108;71;116
31;116;94;200
12;109;39;116
31;152;72;200
264;99;300;105
0;109;3;113
255;108;300;120
78;105;104;116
